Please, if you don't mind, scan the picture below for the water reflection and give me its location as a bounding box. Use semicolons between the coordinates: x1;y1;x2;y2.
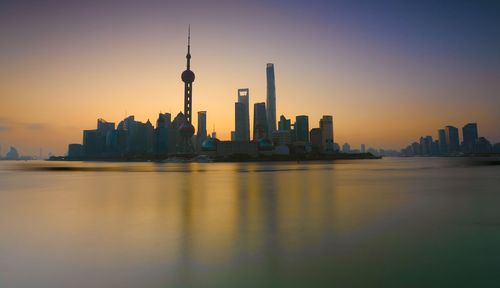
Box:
1;159;500;287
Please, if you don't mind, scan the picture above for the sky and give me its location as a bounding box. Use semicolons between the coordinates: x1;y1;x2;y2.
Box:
1;0;499;156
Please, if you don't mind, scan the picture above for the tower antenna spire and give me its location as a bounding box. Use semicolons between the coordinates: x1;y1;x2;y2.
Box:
186;25;191;69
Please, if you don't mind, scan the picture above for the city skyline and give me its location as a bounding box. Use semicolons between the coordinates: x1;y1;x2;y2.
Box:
1;1;500;156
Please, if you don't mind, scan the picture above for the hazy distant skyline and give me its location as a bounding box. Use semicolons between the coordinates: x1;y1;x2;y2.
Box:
1;0;499;156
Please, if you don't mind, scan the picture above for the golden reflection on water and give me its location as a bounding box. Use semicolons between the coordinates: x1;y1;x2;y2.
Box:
1;159;500;287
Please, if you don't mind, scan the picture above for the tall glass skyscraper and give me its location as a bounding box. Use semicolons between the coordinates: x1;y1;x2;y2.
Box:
445;125;460;152
196;111;207;150
319;115;334;151
438;129;447;154
294;115;309;143
266;63;277;134
235;89;250;141
253;102;268;140
462;123;478;144
462;123;478;153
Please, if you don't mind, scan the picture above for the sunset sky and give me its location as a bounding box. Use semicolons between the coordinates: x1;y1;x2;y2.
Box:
1;0;499;156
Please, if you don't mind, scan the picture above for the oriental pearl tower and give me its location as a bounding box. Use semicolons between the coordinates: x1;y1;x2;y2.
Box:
178;26;196;154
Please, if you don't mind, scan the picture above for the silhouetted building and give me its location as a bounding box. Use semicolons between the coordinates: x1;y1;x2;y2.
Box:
361;144;366;153
476;137;492;153
294;115;309;143
67;144;83;158
258;138;274;153
211;128;217;139
319;115;334;151
155;113;171;155
217;141;258;158
310;128;322;151
200;137;218;153
108;129;127;155
438;129;447;154
234;89;250;141
367;147;379;156
125;119;154;154
266;63;277;134
235;102;248;141
420;136;433;155
333;143;340;152
196;111;207;151
272;130;291;146
98;118;115;154
432;140;439;155
278;115;291;131
445;126;459;153
82;118;115;156
493;143;500;153
83;129;102;156
156;113;171;129
462;123;478;153
253;102;268;140
5;146;19;160
97;118;115;134
462;123;478;144
170;112;186;154
342;143;351;153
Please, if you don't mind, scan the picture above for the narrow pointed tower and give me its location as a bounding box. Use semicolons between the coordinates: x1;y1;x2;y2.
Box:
178;26;196;154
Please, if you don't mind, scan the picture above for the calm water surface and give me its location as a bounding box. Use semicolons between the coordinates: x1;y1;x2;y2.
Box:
1;158;499;287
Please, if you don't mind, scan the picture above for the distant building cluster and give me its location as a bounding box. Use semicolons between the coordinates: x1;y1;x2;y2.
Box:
222;63;340;157
401;123;500;156
68;112;210;159
0;146;38;160
0;146;20;160
333;143;399;157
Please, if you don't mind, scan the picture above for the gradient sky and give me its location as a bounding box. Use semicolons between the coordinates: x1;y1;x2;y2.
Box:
1;0;499;156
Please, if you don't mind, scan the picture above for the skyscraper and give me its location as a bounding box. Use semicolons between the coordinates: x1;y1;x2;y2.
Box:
97;118;115;134
169;112;186;154
278;115;291;131
319;115;334;151
294;115;309;143
438;129;447;154
235;102;247;141
253;102;268;140
310;128;322;150
445;126;459;153
235;89;250;141
178;26;196;153
155;113;170;155
462;123;478;143
156;113;171;129
342;143;351;153
266;63;277;134
462;123;478;153
196;111;207;151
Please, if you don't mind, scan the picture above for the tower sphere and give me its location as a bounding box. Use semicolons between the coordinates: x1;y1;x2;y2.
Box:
182;69;195;83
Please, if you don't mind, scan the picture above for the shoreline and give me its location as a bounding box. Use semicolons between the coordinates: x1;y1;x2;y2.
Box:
47;153;382;163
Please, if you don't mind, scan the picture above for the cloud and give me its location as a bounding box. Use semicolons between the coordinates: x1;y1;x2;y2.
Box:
0;119;48;132
25;123;47;130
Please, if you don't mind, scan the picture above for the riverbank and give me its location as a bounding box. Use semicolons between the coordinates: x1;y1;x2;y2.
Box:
48;152;381;162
